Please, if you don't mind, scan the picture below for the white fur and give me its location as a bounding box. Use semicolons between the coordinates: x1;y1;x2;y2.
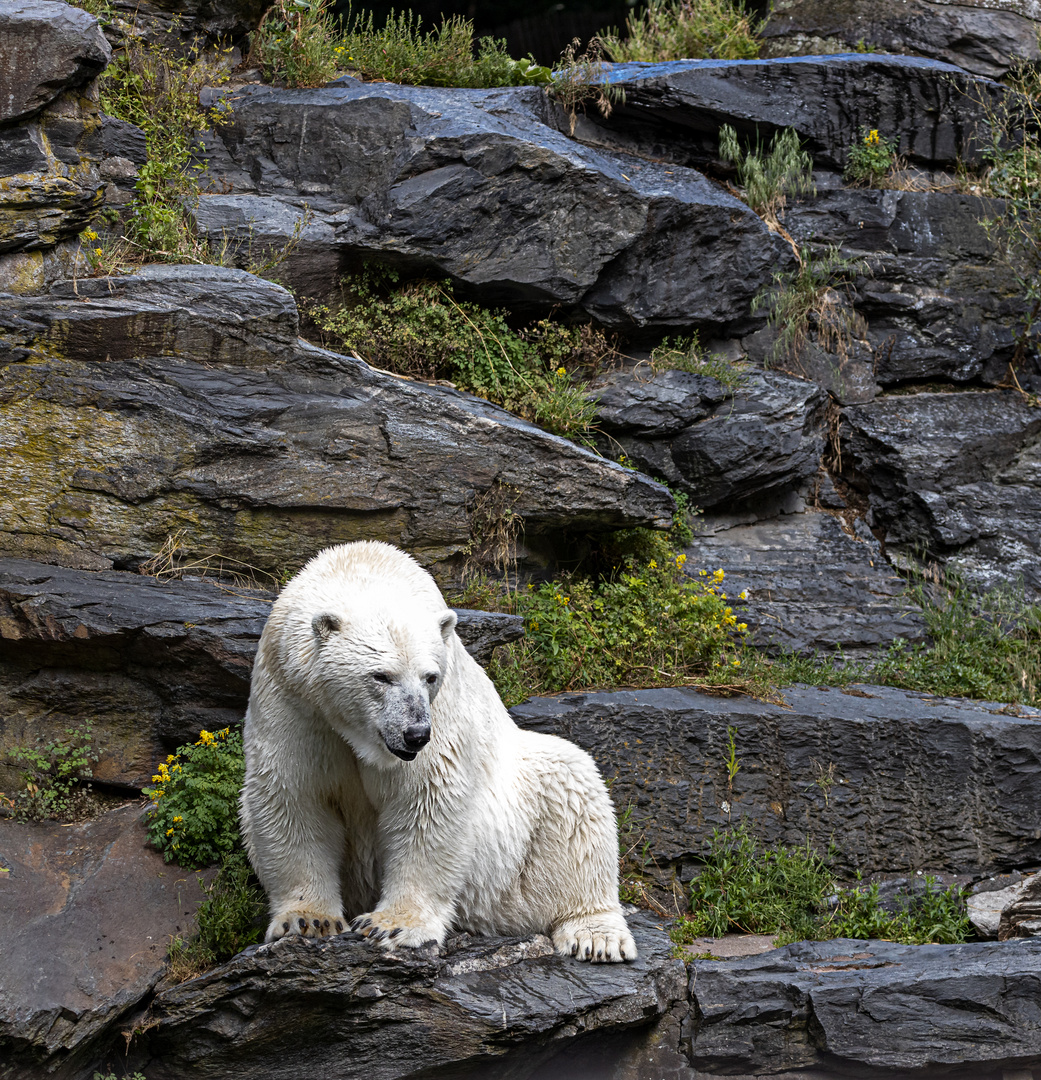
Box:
240;540;636;962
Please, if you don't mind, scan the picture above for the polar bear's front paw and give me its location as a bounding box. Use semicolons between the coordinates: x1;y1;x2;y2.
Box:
350;905;442;950
553;917;638;963
267;910;347;942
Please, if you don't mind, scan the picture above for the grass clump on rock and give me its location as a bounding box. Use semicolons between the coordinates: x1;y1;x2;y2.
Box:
719;124;816;225
599;0;766;62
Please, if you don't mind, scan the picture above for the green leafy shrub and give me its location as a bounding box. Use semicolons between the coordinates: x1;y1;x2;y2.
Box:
844;128;898;187
252;0;345;87
143;728;245;868
600;0;765;62
719;124;815;223
648;334;745;391
4;723;98;821
830;876;973;945
308;270;608;440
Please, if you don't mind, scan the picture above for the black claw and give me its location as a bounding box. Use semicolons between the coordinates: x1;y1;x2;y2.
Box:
570;943;578;957
360;918;372;930
335;921;344;933
388;927;402;939
313;919;322;930
584;946;591;958
323;919;331;930
282;921;290;932
298;918;307;930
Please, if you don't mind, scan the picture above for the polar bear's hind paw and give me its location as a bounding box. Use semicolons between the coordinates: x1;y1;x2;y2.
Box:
553;919;637;963
266;910;347;942
350;906;442;950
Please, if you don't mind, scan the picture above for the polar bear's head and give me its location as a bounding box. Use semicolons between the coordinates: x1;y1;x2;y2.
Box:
303;603;458;766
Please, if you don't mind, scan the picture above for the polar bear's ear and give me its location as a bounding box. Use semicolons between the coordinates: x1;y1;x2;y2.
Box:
312;613;342;641
438;610;457;642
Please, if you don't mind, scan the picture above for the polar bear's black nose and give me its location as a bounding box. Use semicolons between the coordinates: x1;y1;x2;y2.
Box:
402;722;431;751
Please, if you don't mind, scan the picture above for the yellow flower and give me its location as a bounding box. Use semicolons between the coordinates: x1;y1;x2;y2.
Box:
675;553;687;567
713;568;725;581
649;559;657;569
151;774;162;783
739;590;748;600
153;789;165;798
731;658;741;667
166;754;176;764
93;247;103;257
198;730;215;745
866;129;880;145
83;229;98;241
556;367;566;377
173;816;183;823
699;569;708;577
738;623;748;631
166;827;174;836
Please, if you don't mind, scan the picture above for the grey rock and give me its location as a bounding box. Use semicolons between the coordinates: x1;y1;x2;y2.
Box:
0;804;209;1080
120;912;683;1080
606;370;826;509
0;266;673;580
969;872;1038;939
685;937;1041;1075
680;506;925;657
0;239;84;295
193;82;786;329
104;0;268;51
763;0;1041;79
510;684;1041;877
784;188;1025;387
0;559;523;785
999;872;1041;940
587;367;726;439
100;114;147;165
596;55;1007;172
0;0;111;125
841;390;1041;596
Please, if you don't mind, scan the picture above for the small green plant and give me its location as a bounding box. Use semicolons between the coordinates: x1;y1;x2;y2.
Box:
600;0;766;62
830;876;973;945
309;269;609;440
168;849;265;978
753;245;867;365
549;37;624;136
5;723;99;821
340;8;551;89
648;334;745;391
143;728;245;868
719;124;816;224
723;726;740;793
844;128;898;187
252;0;345;88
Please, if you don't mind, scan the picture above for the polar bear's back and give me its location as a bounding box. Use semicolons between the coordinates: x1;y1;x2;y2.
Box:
297;541;444;604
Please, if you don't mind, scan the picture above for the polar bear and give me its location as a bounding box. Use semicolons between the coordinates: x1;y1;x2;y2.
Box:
239;540;636;962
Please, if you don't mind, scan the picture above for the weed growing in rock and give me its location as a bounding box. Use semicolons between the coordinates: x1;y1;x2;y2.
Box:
719;125;816;225
143;728;245;868
309;269;612;440
340;8;551;88
4;723;99;821
648;334;745;391
830;876;973;945
252;0;344;87
844;128;898;187
599;0;765;62
550;37;624;136
168;850;265;978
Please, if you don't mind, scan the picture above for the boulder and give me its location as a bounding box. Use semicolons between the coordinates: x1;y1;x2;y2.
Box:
193;82;785;329
680;505;926;658
595;55;1007;172
104;0;268;51
968;871;1036;939
763;0;1041;79
685;937;1041;1075
0;559;523;786
0;1;111;126
1000;872;1041;940
0;804;209;1080
840;389;1041;597
119;913;683;1080
595;369;826;509
511;684;1041;877
783;186;1024;388
0;266;673;581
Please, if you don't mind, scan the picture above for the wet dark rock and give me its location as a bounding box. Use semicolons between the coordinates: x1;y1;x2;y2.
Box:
841;390;1041;597
103;0;268;51
784;188;1026;387
99;115;147;166
999;872;1041;940
0;804;209;1080
588;368;726;439
120;912;683;1080
511;684;1041;877
193;82;785;329
602;370;826;509
594;55;1006;172
681;505;925;658
0;1;110;125
0;266;673;582
0;559;523;786
763;0;1041;79
685;937;1041;1076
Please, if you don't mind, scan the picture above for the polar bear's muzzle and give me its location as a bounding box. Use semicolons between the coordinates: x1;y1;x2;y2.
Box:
385;714;431;761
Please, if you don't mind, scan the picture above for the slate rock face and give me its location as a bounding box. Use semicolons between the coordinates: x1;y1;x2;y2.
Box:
597;370;826;509
193;82;785;328
0;804;209;1080
511;685;1041;877
685;937;1041;1076
763;0;1041;79
0;266;673;580
841;390;1041;596
121;913;683;1080
104;0;268;50
597;55;1006;172
681;506;926;657
0;559;523;785
0;0;111;126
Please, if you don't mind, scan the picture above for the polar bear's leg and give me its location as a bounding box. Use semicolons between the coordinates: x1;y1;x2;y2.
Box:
551;913;638;963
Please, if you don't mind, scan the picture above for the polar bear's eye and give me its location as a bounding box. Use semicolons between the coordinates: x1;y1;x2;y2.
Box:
425;674;439;686
372;672;393;684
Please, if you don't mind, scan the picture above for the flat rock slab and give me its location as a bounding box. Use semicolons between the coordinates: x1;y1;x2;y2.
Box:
121;913;684;1080
0;804;208;1080
600;55;1007;171
194;82;784;327
0;559;523;785
511;684;1041;877
0;266;672;580
681;506;925;657
841;389;1041;597
686;937;1041;1076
